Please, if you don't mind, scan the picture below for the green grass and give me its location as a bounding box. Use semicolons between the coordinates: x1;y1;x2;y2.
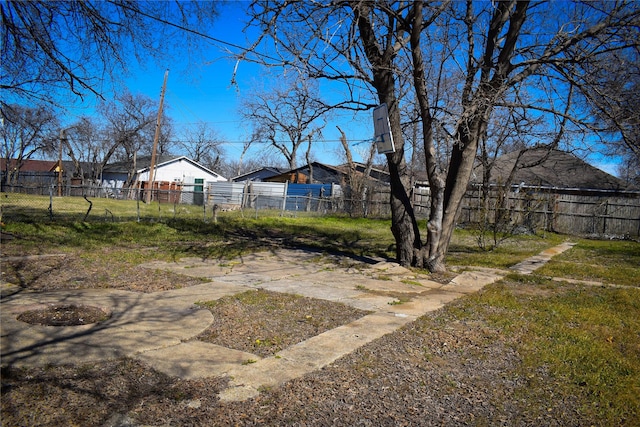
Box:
536;239;640;287
440;278;640;424
1;192;209;222
3;210;639;424
2;210;396;263
526;286;639;423
4;204;636;279
447;229;567;269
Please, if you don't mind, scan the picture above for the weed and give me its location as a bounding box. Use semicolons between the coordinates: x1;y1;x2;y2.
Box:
253;337;282;348
194;300;218;309
388;296;411;305
401;279;422;287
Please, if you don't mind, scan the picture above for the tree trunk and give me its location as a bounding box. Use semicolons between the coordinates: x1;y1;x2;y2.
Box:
351;0;531;272
408;0;446;272
352;1;423;267
387;155;421;266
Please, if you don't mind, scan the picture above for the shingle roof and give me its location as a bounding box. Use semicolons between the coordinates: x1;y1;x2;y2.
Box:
0;159;57;172
471;148;630;191
102;155;180;173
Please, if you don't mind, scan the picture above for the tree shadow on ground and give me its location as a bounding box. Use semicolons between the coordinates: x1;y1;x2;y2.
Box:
166;219;394;265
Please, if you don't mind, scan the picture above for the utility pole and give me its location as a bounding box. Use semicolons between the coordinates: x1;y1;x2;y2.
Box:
146;69;169;203
306;134;313;183
58;129;65;197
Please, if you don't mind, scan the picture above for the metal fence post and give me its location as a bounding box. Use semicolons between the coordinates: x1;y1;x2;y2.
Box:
203;185;207;222
48;184;54;220
281;181;288;217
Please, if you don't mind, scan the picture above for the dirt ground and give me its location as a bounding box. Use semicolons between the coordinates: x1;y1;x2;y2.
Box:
1;248;597;426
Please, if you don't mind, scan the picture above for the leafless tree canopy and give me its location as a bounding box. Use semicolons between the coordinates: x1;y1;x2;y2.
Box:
572;47;640;182
1;1;218;107
240;76;329;169
179;121;224;172
1;104;59;185
246;0;640;271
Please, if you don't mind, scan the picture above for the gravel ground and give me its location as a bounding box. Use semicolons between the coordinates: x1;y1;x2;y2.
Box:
1;249;597;426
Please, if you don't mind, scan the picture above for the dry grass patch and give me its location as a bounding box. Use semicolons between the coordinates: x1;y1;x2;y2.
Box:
195;289;371;358
1;251;207;293
1;358;228;427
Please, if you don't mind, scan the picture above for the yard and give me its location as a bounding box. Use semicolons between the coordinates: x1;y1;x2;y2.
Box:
1;216;639;426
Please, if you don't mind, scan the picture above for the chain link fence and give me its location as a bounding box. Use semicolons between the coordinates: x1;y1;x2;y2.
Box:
0;183;392;223
3;182;637;239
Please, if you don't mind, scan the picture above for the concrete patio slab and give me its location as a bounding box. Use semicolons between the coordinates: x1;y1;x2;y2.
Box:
2;243;574;402
136;341;261;380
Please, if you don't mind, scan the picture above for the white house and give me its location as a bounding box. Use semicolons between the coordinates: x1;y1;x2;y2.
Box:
103;155;225;186
101;155;226;203
135;155;226;185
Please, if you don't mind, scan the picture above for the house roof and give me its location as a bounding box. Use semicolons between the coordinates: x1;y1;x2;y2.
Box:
263;162;392;185
265;162;348;184
343;162;391;183
102;155;180;173
231;167;287;182
103;155;224;179
471;148;631;191
0;159;58;172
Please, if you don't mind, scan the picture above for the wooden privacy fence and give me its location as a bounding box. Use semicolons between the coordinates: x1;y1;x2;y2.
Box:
2;179;638;238
546;193;640;237
447;186;640;238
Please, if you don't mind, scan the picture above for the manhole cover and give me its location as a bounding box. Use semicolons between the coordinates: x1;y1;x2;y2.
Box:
17;304;111;326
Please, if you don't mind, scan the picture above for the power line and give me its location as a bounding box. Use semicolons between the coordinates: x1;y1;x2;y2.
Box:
118;2;284;65
60;137;374;145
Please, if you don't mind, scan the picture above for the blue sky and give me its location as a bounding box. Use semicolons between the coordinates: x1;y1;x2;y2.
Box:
89;1;621;176
116;2;375;167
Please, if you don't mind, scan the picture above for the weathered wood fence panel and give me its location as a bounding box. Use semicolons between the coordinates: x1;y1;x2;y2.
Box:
550;194;640;237
409;185;640;237
455;187;640;238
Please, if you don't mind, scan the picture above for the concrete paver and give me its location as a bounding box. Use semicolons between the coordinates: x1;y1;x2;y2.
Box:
450;270;504;293
219;311;418;402
509;241;576;274
137;341;261;381
2;243;573;402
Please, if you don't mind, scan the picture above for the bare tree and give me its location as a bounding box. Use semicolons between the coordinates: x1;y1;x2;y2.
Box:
247;1;640;272
618;155;640;187
239;76;328;169
337;126;377;217
1;1;219;107
571;48;639;182
63;116;105;185
99;92;160;188
1;104;59;188
155;114;175;157
234;140;258;178
179;121;224;172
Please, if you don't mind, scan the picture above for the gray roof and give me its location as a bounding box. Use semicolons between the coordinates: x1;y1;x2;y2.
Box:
103;155;179;173
472;148;631;191
232;167;286;182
